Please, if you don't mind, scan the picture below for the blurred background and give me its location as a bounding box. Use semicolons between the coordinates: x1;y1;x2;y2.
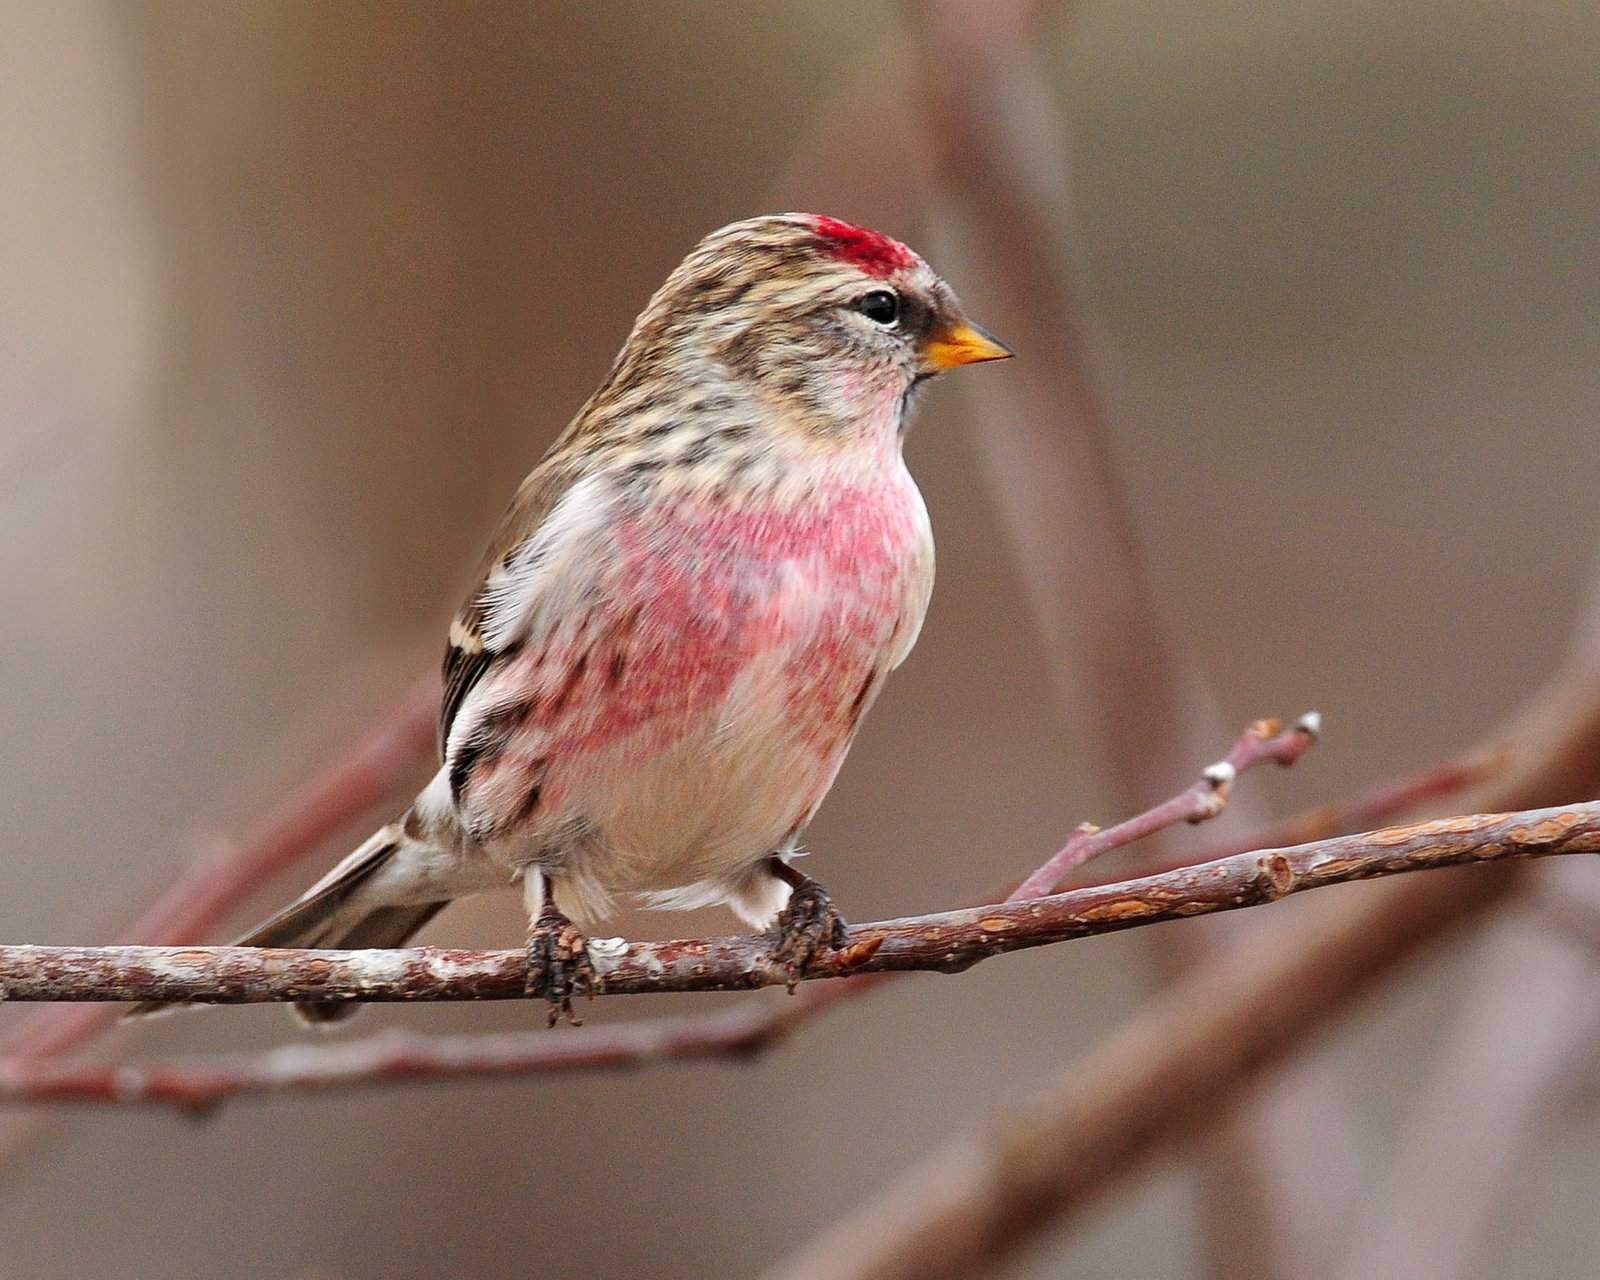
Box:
3;2;1600;1277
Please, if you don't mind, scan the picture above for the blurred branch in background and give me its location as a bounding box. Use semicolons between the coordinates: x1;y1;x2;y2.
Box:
905;1;1350;1275
912;0;1221;817
760;866;1524;1280
1332;906;1600;1280
1315;574;1600;1280
0;675;439;1070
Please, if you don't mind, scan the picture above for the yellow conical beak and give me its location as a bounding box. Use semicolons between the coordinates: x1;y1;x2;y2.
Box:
922;319;1014;370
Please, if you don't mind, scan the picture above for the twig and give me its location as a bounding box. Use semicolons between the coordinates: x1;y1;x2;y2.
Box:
1121;750;1502;883
1009;714;1320;900
2;802;1598;1110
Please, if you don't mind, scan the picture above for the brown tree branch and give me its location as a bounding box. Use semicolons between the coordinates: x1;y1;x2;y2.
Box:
2;801;1597;1109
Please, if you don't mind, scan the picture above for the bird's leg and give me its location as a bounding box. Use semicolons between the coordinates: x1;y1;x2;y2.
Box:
769;857;848;991
523;868;597;1027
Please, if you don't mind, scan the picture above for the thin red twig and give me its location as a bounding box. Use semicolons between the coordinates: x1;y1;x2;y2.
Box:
1127;749;1503;882
1009;715;1320;901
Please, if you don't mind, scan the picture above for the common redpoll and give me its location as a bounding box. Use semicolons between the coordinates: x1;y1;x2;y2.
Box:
189;213;1009;1025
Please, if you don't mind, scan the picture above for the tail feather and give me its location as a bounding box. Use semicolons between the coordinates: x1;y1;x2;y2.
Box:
125;825;450;1027
235;826;404;950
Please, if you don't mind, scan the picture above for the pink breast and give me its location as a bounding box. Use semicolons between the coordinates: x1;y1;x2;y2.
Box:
606;486;917;738
459;480;924;832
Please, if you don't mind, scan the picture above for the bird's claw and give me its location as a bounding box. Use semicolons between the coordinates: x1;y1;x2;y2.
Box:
772;877;848;992
526;908;598;1026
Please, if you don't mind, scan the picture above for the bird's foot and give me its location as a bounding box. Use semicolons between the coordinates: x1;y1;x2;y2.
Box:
771;864;848;993
525;905;598;1027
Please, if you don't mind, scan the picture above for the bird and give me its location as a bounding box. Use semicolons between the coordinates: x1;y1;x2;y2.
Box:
171;213;1010;1027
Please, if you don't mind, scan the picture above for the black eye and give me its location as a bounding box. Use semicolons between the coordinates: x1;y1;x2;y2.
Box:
857;290;900;325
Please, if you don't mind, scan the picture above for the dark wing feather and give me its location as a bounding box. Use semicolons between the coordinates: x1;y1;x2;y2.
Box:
438;454;583;758
439;643;493;761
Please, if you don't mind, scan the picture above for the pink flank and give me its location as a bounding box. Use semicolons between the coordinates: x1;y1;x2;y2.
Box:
809;215;917;278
